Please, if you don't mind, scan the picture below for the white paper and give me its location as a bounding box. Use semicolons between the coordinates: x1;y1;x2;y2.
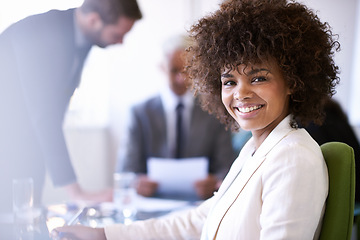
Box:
135;196;190;212
147;157;208;199
99;196;189;213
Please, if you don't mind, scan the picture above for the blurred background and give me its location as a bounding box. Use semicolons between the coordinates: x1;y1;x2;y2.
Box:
0;0;359;205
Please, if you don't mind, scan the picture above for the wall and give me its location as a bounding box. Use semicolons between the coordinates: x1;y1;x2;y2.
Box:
349;0;360;127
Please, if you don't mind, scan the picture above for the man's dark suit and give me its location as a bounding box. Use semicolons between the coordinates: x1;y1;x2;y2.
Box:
117;95;236;196
0;8;91;214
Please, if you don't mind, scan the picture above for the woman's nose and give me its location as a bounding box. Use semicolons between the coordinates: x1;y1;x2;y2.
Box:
233;90;241;100
233;85;251;100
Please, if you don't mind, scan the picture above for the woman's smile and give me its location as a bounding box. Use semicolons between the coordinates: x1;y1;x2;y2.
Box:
234;104;264;114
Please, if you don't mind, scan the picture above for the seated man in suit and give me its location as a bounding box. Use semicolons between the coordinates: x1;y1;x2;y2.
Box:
116;34;236;200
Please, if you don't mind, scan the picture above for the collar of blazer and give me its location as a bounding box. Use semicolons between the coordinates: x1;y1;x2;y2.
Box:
208;115;295;239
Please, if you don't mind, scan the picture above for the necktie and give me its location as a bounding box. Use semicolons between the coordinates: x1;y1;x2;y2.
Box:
175;102;184;158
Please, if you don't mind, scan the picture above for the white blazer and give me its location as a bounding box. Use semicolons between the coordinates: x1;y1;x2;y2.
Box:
105;116;328;240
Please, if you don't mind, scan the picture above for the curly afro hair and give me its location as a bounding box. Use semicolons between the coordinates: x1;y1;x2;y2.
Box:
186;0;340;131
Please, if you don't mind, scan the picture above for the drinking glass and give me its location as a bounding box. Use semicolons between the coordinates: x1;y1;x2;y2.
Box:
113;172;137;222
12;178;34;240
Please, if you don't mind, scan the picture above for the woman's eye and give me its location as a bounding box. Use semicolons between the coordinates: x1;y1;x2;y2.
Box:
252;76;267;83
222;80;236;86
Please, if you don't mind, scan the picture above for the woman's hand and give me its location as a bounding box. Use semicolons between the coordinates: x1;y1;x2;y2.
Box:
50;225;106;240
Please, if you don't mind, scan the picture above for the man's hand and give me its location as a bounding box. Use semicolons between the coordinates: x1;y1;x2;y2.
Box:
136;175;158;197
194;174;219;199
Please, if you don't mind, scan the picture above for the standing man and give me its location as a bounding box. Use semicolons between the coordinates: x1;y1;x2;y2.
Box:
0;0;142;215
117;35;236;200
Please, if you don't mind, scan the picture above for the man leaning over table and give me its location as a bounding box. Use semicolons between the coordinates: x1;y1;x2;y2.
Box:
0;0;142;222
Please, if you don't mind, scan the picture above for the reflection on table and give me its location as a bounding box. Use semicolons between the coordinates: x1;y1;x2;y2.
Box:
46;196;198;233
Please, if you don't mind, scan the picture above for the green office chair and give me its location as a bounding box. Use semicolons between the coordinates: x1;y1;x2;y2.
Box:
319;142;355;240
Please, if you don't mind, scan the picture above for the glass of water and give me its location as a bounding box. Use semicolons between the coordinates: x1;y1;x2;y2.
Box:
113;172;137;223
13;177;34;240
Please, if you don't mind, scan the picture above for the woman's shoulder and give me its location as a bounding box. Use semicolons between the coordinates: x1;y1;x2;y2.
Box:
286;127;321;150
268;127;324;166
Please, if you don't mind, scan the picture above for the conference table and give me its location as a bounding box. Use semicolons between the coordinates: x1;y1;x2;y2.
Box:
1;196;198;240
46;196;197;231
6;200;360;239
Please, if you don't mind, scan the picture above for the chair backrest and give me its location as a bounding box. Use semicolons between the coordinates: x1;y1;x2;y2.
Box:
319;142;355;240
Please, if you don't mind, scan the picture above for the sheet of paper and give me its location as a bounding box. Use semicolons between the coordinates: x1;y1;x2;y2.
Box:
98;197;190;213
135;196;190;212
147;157;208;199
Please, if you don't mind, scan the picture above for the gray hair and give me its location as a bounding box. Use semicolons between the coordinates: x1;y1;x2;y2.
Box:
162;34;192;58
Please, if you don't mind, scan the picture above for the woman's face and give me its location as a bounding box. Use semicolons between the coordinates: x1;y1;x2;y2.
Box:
221;61;291;139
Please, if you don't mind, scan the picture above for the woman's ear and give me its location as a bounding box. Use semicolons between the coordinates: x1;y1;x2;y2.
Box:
287;87;293;96
286;80;294;96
